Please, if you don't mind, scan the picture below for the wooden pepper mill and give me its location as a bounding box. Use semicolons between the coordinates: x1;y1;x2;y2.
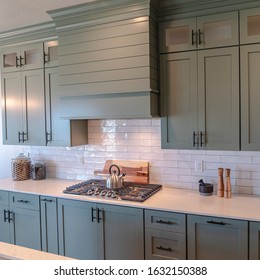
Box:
217;168;224;197
224;168;232;198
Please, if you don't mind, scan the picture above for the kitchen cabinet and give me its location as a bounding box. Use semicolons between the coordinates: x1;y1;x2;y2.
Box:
40;196;59;254
145;210;186;260
187;214;248;260
0;191;41;251
161;47;239;150
160;11;238;53
1;42;44;73
44;40;58;68
2;69;46;145
241;44;260;150
240;7;260;44
249;221;260;260
57;199;144;260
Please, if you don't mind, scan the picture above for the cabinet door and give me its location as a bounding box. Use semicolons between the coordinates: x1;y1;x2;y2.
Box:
1;47;20;73
197;47;239;150
241;44;260;150
20;43;44;71
187;215;248;260
10;207;41;250
197;11;238;49
161;51;197;149
160;18;197;53
98;204;144;260
44;41;58;68
249;221;260;260
45;67;70;146
1;72;23;145
240;7;260;44
0;205;10;243
22;69;46;146
40;196;58;254
58;199;98;259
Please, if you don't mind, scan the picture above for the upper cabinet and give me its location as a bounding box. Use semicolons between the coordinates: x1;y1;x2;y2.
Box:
48;0;160;119
44;40;58;68
160;11;238;53
1;43;44;73
240;7;260;44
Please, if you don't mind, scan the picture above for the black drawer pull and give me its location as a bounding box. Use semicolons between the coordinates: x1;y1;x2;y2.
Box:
156;220;174;225
41;198;53;203
207;220;226;226
156;246;173;252
17;199;29;204
4;210;8;222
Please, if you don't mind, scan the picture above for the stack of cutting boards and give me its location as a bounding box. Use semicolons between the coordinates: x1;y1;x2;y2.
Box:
94;160;149;184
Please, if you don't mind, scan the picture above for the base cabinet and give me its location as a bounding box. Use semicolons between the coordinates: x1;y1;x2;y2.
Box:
187;214;248;260
40;196;59;254
0;191;41;250
57;199;144;260
249;221;260;259
145;210;186;260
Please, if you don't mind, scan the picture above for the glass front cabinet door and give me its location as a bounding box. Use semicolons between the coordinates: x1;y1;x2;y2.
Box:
240;7;260;44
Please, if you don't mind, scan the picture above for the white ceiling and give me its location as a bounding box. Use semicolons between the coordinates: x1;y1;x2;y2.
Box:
0;0;95;33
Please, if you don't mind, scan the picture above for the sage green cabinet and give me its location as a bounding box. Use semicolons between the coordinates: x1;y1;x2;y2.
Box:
40;196;59;254
240;7;260;44
161;47;239;150
145;210;186;260
0;191;41;251
249;221;260;259
160;11;238;53
2;69;46;146
241;44;260;150
57;199;144;260
187;214;248;260
1;43;44;73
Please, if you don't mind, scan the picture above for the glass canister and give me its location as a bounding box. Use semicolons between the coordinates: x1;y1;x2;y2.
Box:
11;153;31;181
31;161;46;180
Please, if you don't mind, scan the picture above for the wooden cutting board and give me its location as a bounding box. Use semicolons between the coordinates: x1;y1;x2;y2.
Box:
94;160;149;184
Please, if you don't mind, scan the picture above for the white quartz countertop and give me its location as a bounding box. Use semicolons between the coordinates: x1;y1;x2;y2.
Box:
1;178;260;222
0;242;73;260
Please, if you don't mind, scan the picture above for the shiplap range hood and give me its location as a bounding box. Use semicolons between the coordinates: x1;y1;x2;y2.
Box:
48;0;159;119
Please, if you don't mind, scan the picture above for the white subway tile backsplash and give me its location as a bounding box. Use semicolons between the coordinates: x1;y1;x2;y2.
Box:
25;119;260;195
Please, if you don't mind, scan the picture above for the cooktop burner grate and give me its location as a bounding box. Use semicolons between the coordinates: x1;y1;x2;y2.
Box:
63;179;162;202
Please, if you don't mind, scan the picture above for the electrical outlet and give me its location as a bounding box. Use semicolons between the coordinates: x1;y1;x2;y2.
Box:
195;160;204;173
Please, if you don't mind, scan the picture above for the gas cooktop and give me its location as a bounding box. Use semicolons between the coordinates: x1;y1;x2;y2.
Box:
63;179;162;202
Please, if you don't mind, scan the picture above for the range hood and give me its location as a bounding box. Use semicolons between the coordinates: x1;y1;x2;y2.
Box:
48;0;159;119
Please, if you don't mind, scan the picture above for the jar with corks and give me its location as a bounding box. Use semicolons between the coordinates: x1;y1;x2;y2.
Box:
11;153;31;181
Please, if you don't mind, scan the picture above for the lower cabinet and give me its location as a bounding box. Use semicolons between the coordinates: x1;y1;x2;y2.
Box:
145;210;186;260
249;221;260;259
40;196;59;254
187;214;248;260
0;191;41;250
57;198;144;260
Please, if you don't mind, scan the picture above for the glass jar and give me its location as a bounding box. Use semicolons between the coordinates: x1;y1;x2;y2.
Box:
31;161;46;180
11;153;31;181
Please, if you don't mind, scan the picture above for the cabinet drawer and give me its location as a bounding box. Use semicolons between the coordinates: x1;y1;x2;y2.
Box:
0;190;8;206
145;210;186;233
145;228;186;260
9;192;39;210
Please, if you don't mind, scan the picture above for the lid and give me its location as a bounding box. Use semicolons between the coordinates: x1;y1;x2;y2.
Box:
12;153;31;162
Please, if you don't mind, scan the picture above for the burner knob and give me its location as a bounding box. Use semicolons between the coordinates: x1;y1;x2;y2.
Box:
106;191;112;197
94;189;100;195
87;189;94;195
111;192;117;199
100;190;107;196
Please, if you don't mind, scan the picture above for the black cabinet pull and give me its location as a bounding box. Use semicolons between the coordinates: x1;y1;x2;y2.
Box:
17;199;29;204
191;30;196;46
4;210;8;222
19;56;23;67
198;29;203;45
97;208;103;223
156;246;173;252
15;56;19;68
8;211;14;222
200;131;205;147
18;132;23;143
193;131;199;147
41;198;53;203
91;207;97;222
46;131;52;143
207;220;226;226
156;219;174;225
